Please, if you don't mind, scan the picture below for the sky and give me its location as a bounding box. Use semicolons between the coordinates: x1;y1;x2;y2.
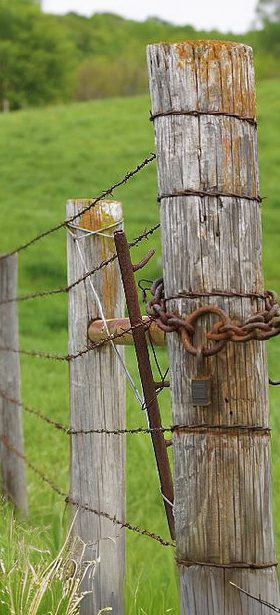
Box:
42;0;258;34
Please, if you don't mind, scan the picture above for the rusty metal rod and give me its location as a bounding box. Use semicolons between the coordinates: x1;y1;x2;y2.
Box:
114;230;175;539
88;316;166;347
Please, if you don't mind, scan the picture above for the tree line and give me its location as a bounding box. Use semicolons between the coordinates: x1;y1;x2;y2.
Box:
0;0;279;111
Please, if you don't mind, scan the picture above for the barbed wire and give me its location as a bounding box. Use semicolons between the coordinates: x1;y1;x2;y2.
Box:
0;388;68;432
0;390;270;436
0;321;149;362
0;386;171;436
0;153;156;262
229;582;280;611
0;434;65;498
0;222;160;306
70;225;144;408
0;433;175;548
66;495;175;547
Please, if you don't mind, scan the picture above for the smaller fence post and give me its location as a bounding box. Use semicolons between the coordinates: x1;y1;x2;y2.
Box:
67;199;125;615
0;254;28;515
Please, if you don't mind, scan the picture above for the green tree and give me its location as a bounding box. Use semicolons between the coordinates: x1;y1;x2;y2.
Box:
73;54;147;101
255;0;280;61
0;0;75;110
256;0;280;23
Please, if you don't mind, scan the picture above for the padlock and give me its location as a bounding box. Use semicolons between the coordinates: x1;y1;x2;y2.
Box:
191;349;212;407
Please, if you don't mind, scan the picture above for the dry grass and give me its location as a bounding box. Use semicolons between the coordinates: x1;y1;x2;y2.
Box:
0;506;109;615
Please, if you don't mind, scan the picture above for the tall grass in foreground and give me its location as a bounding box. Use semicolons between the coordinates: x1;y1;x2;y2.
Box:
0;501;110;615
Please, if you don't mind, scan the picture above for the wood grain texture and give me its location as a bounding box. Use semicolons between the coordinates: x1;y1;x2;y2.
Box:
0;254;27;514
147;40;279;613
67;201;125;615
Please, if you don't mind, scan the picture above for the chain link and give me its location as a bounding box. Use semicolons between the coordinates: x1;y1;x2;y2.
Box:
147;279;280;357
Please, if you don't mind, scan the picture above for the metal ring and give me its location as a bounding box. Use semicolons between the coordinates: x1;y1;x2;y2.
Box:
180;305;230;356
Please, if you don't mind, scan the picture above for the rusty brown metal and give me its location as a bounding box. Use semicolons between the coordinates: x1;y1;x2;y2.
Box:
88;316;166;346
132;249;155;272
181;305;229;357
114;230;175;540
147;279;280;357
154;380;170;390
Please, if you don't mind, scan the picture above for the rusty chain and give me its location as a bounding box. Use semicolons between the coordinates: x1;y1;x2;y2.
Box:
147;279;280;357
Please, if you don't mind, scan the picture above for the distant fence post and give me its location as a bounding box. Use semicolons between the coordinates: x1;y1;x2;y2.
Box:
0;254;27;515
67;199;125;615
147;41;280;613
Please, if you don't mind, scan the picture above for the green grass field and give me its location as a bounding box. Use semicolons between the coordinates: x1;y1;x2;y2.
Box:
0;78;280;614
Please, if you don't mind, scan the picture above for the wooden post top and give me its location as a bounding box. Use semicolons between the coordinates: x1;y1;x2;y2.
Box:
147;40;256;119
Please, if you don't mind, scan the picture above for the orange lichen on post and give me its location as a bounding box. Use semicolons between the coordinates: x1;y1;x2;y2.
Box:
171;40;256;118
80;200;122;317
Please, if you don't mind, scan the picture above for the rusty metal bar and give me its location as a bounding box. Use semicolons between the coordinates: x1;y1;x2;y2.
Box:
88;316;166;347
114;230;175;540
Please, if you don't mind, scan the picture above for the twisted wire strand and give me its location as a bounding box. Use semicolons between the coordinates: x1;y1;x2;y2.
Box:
0;153;156;262
67;224;143;407
0;390;270;436
0;222;160;306
0;321;151;362
0;434;174;548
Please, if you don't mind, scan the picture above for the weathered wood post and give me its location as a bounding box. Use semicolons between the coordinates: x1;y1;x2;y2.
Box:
147;41;280;613
0;254;27;514
67;200;125;615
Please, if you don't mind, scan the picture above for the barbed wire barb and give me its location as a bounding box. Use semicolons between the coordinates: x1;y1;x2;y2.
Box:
229;582;280;612
0;434;174;548
0;153;156;262
0;388;68;433
0;222;160;306
0;321;150;361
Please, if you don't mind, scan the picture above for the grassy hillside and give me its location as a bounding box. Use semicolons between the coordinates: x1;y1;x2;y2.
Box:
2;4;280;110
0;80;280;613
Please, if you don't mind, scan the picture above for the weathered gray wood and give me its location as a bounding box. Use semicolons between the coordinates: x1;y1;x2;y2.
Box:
0;254;27;514
147;40;279;614
67;201;125;615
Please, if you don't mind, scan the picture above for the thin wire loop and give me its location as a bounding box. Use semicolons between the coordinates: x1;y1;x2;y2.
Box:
67;219;124;240
0;223;160;306
67;224;144;407
150;108;257;127
158;189;262;204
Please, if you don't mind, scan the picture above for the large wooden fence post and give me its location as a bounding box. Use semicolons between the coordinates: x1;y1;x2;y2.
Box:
67;200;125;615
0;254;27;514
147;41;280;613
